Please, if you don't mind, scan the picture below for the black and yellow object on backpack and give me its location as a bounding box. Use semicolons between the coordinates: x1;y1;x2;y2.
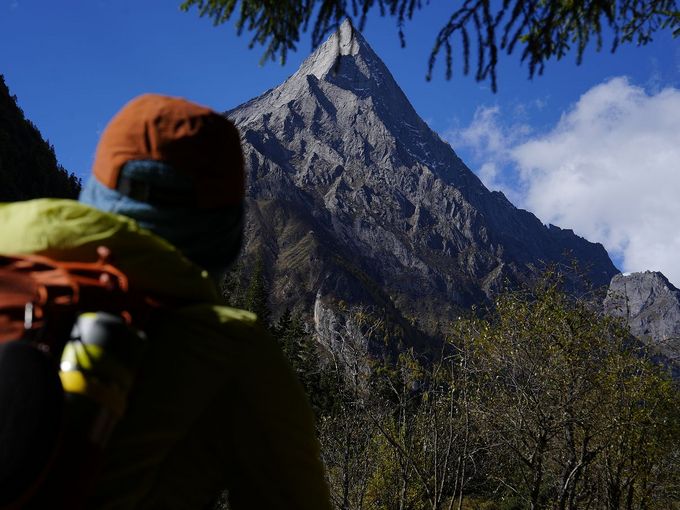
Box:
60;312;146;447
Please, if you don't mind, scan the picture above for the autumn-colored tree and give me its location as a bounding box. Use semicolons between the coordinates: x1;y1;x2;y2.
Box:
317;312;380;510
452;274;679;509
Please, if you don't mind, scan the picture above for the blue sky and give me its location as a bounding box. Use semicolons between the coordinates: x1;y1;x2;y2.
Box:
2;1;679;284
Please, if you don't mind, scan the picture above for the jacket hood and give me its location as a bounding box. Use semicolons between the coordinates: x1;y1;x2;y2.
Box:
0;199;219;303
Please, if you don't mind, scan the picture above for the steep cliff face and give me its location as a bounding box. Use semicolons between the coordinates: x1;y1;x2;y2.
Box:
0;75;80;201
605;271;680;364
228;21;618;333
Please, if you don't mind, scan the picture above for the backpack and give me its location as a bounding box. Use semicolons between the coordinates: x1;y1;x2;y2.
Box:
0;246;155;509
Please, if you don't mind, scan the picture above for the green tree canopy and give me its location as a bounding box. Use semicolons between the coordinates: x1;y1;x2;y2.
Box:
180;0;679;91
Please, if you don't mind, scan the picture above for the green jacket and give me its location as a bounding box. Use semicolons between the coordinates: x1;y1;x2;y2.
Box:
0;199;332;510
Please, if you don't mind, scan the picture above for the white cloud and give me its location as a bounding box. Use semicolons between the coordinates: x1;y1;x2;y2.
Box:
447;77;680;287
444;106;529;203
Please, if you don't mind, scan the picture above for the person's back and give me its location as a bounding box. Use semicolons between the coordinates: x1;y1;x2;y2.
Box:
0;94;332;509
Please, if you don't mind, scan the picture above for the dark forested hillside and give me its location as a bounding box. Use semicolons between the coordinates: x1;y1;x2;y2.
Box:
0;75;80;201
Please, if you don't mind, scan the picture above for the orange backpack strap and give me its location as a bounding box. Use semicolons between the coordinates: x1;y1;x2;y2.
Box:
0;246;155;349
0;253;78;350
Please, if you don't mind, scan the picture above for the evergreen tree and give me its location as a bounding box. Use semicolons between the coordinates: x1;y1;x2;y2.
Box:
275;309;339;419
180;0;678;92
273;308;293;344
244;255;271;327
221;260;245;308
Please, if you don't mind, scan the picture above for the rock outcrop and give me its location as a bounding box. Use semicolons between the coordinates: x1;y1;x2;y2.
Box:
605;271;680;364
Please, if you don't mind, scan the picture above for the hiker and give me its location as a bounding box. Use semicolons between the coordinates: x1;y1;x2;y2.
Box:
0;94;332;509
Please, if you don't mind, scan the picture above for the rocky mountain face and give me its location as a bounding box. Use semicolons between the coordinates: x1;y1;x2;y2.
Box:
0;75;80;201
228;21;618;338
605;272;680;366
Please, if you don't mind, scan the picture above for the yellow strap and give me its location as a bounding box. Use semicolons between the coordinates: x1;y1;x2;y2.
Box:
59;370;126;418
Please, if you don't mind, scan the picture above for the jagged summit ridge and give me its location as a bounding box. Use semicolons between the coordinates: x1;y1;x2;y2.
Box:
269;19;397;99
231;20;475;188
297;19;362;79
227;23;618;332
